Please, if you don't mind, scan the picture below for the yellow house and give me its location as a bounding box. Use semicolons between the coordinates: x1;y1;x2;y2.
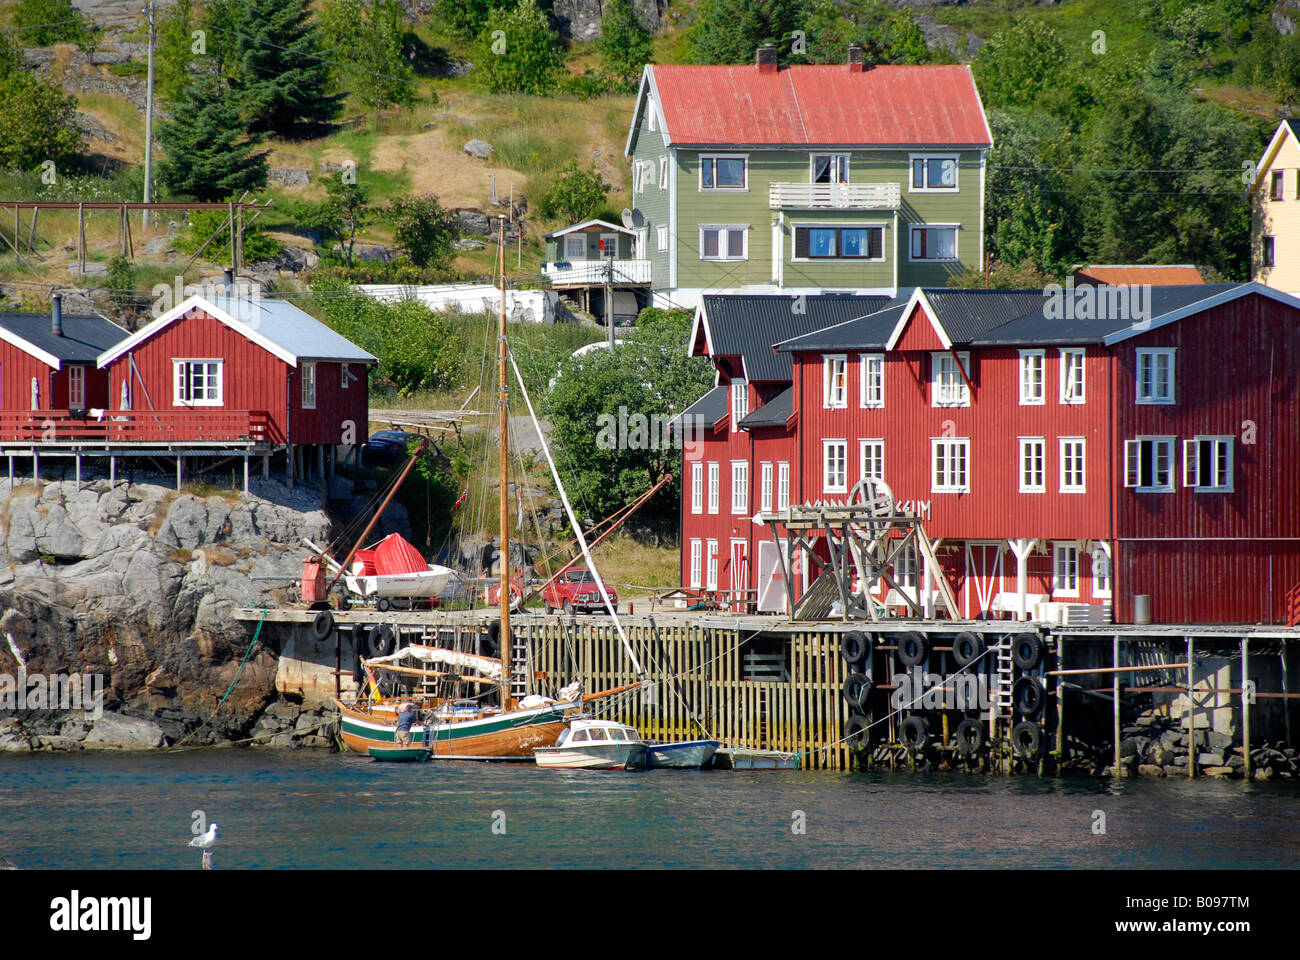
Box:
1250;119;1300;294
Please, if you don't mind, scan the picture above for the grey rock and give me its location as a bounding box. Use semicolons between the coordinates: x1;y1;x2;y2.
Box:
272;245;318;272
84;712;165;749
1204;766;1236;777
456;209;492;236
462;139;494;160
157;495;208;551
455;239;486;251
269;167;311;188
1206;730;1233;751
1197;752;1226;767
68;262;110;277
1137;764;1165;777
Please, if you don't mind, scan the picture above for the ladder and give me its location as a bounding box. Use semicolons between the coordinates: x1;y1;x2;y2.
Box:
992;640;1015;719
509;633;532;700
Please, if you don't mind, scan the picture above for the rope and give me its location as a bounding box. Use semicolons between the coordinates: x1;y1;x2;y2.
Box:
167;608;268;751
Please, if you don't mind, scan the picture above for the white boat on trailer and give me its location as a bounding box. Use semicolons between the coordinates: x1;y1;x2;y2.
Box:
533;718;647;770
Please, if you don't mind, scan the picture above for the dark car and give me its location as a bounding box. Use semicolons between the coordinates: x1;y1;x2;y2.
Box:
362;429;416;464
544;568;618;614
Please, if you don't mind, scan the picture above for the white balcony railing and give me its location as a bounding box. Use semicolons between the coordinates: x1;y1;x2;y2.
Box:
542;259;653;286
769;182;901;210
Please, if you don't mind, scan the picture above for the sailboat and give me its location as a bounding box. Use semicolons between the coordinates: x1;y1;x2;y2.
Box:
334;217;645;760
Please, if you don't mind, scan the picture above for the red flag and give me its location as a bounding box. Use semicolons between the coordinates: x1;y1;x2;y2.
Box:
452;486;469;509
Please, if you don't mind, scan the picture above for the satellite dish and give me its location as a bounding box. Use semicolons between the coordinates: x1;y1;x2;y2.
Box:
621;208;635;229
630;208;645;228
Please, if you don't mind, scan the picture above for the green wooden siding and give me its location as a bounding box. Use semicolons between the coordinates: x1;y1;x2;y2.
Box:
545;228;635;262
629;102;671;286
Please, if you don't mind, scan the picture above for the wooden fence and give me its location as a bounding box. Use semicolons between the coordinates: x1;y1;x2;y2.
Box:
520;619;850;770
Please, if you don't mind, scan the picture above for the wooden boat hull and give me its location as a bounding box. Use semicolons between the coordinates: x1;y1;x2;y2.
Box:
368;746;431;762
534;742;647;770
646;740;721;769
336;699;575;761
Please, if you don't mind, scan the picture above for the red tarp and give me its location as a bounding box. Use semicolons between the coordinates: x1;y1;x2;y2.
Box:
354;549;378;576
373;533;428;575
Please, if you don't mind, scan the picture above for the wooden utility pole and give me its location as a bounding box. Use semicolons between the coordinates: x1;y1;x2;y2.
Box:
143;0;155;229
498;215;511;708
605;245;614;348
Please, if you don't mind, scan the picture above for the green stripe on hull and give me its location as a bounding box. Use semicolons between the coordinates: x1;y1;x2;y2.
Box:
342;707;565;745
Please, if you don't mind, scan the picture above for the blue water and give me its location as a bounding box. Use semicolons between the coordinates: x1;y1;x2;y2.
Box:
1;750;1298;869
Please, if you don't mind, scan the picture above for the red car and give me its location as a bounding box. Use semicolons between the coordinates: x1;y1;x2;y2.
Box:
543;568;618;614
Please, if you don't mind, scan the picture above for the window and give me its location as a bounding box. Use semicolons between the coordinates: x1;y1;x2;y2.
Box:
173;360;222;406
1271;170;1285;201
700;226;747;261
707;462;719;514
691;462;702;514
910;155;958;191
659;156;668;190
909;226;957;261
793;225;884;260
1263;236;1275;268
689;540;702;589
1092;544;1112;598
823;355;847;408
760;462;773;514
931;351;971;407
731;461;749;514
599;233;619;257
302;362;316;409
1183;436;1234;492
812;154;849;184
1135;348;1175;404
1125;437;1176;492
1052;542;1079;597
1060;438;1086;493
563;234;586;260
860;439;884;482
894;543;917;590
68;365;85;408
647;101;656;132
731;380;748;428
860;354;884;408
823;440;847;493
699;155;747;190
931;438;970;493
1019;350;1044;405
777;462;790;510
706;540;718;591
1060;348;1085;404
341;363;350;389
1019;438;1045;493
657;225;668;252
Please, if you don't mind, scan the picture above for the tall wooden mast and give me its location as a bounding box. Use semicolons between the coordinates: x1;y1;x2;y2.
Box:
497;215;511;708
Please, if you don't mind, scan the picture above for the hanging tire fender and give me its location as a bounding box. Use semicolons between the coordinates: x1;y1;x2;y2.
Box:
1012;634;1045;671
309;609;334;642
897;631;928;667
1013;676;1046;718
842;672;873;711
485;619;504;658
899;715;929;753
366;623;395;658
951;631;984;667
953;718;984;756
1012;720;1044;759
844;713;872;751
840;630;869;665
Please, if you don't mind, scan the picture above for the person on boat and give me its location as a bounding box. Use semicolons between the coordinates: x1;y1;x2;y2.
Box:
395;702;418;747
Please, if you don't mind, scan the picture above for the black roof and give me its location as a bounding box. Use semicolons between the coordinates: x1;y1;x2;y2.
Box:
737;386;793;429
0;311;129;363
700;294;891;380
670;384;727;429
777;284;1249;351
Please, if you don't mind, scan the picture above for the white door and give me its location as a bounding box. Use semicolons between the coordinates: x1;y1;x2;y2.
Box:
756;540;789;614
964;541;1003;618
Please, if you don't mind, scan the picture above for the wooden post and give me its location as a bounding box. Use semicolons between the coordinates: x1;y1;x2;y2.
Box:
74;452;81;490
1112;634;1121;776
1186;636;1194;780
28;206;38;253
228;201;236;271
32;450;38;483
1055;636;1065;763
498;215;511;710
109;455;115;486
1284;642;1293;748
243;453;250;494
176;455;182;490
1241;637;1251;780
77;202;85;274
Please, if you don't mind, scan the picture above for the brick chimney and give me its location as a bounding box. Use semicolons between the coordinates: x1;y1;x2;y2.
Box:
756;43;778;73
847;43;868;71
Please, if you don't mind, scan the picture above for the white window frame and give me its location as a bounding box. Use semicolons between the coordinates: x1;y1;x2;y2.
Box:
657;225;668;252
908;225;959;262
341;363;350;389
1135;348;1176;405
707;461;719;514
1060;348;1086;404
823;439;848;494
598;232;620;258
731;379;748;428
68;365;85;408
699;224;748;261
1183;436;1234;493
731;461;749;515
930;351;970;407
647;100;656;133
894;542;917;591
302;361;317;409
1019;437;1045;493
777;461;790;510
689;539;702;589
1018;349;1045;405
563;233;586;260
810;153;850;184
1125;436;1176;493
659;156;668;190
908;154;959;192
823;354;847;409
1059;437;1086;493
860;439;885;483
706;540;718;591
860;353;884;408
931;437;970;493
760;462;773;514
1091;543;1112;599
1052;541;1080;598
172;359;223;407
690;462;702;515
699;154;748;191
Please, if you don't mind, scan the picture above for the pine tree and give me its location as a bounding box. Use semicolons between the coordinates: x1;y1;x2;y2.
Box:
687;0;807;65
224;0;340;135
597;0;653;90
158;76;268;201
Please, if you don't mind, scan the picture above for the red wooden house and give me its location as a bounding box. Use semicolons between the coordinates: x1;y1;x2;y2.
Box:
765;282;1300;625
96;293;377;481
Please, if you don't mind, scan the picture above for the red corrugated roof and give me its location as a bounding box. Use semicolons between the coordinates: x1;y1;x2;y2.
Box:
1076;265;1204;286
648;64;992;147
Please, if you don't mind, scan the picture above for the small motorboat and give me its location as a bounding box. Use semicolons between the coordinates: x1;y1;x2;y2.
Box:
367;746;431;762
533;718;646;770
645;739;722;769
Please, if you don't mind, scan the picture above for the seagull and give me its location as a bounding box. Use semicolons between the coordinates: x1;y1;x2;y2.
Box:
188;823;219;849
